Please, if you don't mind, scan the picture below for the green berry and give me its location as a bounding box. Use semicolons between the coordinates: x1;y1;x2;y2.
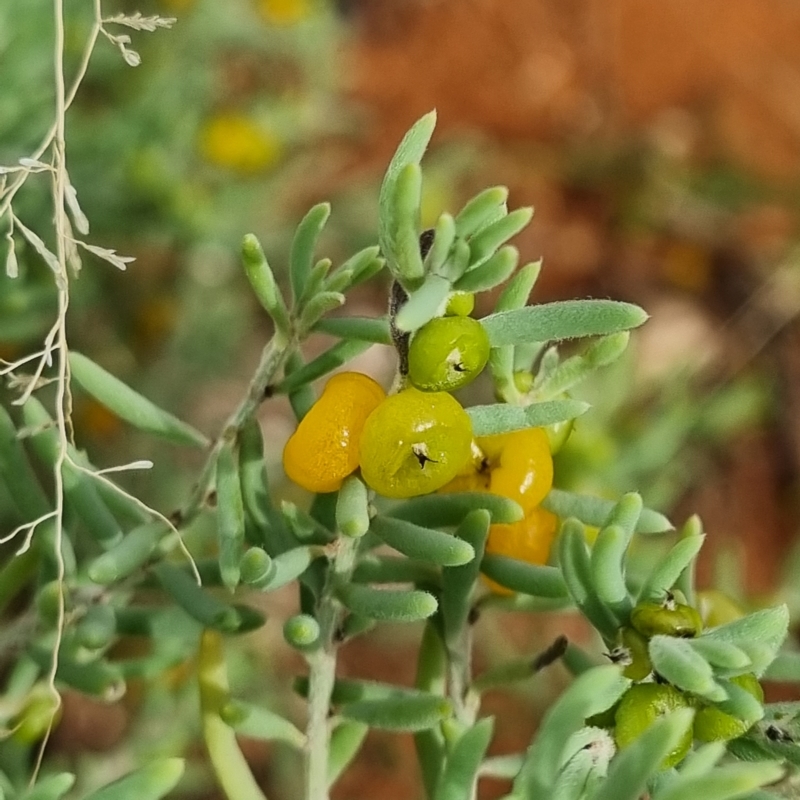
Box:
614;683;693;769
408;316;490;392
694;673;763;742
445;292;475;317
283;614;321;649
631;600;703;639
620;627;652;681
359;388;473;499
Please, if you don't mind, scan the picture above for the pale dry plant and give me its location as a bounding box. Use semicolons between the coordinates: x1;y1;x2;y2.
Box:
0;0;176;783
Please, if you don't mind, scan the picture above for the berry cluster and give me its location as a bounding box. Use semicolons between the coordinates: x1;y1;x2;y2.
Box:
600;595;763;767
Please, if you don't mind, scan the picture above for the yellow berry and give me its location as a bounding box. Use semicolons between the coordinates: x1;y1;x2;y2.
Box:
283;372;385;493
359;388;473;499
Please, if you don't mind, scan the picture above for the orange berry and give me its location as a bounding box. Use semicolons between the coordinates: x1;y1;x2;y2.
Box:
283;372;385;493
482;507;558;595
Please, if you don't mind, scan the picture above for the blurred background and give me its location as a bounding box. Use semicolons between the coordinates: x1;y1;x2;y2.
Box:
2;0;800;797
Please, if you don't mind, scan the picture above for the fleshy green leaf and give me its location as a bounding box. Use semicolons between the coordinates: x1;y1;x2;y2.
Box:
701;606;789;677
241;233;290;334
542;489;672;534
69;352;208;447
387;492;523;526
588;709;695;800
480;556;568;599
558;519;619;641
352;555;440;586
81;761;184;800
328;720;369;786
341;694;452;732
258;546;321;591
425;213;456;275
590;524;631;615
297;291;345;333
370;516;475;567
19;773;75;800
454;246;518;293
653;761;784;800
511;665;629;797
276;339;373;393
388;163;425;284
153;563;264;634
394;272;451;332
648;635;721;699
336;475;371;538
338;584;438;622
0;405;50;517
434;718;495;800
441;510;491;642
639;534;706;603
454;186;508;238
689;638;752;671
290;202;331;303
481;300;648;347
86;522;163;585
220;700;305;748
379;111;437;281
534;332;630;400
467;399;589;436
313;315;392;344
467;207;532;268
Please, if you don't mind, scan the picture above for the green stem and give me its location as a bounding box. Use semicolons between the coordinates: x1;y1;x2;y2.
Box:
175;333;294;531
198;629;268;800
447;625;479;727
304;536;358;800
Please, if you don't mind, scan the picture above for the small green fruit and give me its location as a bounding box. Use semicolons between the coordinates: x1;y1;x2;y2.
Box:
614;683;693;769
408;316;490;392
694;673;763;742
631;600;702;639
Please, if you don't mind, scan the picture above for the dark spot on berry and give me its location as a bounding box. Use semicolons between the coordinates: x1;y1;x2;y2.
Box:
452;361;467;373
412;445;438;469
263;384;275;399
468;606;480;625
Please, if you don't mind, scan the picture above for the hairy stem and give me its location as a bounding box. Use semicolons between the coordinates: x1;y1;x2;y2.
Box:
176;332;294;530
305;536;358;800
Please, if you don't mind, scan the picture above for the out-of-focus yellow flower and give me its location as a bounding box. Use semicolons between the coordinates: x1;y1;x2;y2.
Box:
259;0;312;25
200;113;282;174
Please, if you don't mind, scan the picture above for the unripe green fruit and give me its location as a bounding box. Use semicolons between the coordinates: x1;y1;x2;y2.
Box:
614;683;693;769
408;316;490;392
620;627;652;681
631;600;702;639
694;673;763;742
445;292;475;317
283;614;321;649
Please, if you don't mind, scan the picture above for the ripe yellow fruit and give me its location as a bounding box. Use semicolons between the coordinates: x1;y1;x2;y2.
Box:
283;372;385;493
359;388;473;499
